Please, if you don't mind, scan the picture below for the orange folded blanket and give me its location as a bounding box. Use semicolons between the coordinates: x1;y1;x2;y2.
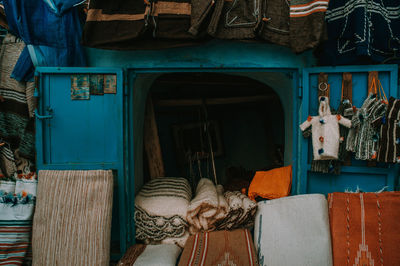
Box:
328;192;400;266
248;165;292;200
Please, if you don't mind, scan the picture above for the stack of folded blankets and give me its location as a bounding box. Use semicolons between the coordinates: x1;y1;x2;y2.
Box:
134;177;192;248
187;178;257;234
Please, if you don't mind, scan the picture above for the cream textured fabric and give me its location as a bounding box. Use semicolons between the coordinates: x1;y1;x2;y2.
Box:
134;177;192;248
32;170;113;266
300;97;351;160
254;194;333;266
186;178;228;234
134;244;182;266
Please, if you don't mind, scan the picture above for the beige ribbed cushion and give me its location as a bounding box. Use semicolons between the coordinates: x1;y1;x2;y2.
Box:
32;170;113;266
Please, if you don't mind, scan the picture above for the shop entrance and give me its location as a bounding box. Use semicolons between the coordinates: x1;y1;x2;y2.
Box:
144;73;285;190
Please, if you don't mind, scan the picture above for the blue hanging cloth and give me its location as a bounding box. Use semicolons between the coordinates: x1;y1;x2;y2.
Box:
321;0;400;65
2;0;86;81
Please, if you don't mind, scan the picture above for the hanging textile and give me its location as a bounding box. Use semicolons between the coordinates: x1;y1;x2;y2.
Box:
289;0;329;53
377;97;400;163
328;192;400;266
83;0;196;50
0;33;35;179
257;0;290;47
32;170;113;266
134;177;192;248
208;0;262;40
300;97;351;160
346;94;387;160
3;0;86;81
322;0;400;65
178;229;258;266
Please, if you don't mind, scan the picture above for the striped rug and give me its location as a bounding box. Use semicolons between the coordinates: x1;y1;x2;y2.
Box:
0;220;32;266
178;229;257;266
32;170;113;266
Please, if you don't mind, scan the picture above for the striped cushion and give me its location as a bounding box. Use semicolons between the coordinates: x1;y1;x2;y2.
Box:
32;170;113;266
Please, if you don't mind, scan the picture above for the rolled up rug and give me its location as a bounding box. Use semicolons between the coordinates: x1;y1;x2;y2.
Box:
186;178;228;234
134;177;192;248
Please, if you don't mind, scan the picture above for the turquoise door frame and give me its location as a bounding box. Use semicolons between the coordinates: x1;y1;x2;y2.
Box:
299;64;399;194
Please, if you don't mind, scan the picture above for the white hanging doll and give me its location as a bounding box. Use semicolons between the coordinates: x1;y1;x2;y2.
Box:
300;97;352;160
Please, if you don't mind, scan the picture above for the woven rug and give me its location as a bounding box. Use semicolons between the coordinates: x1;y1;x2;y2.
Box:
328;192;400;266
178;229;257;266
254;194;333;266
32;170;113;266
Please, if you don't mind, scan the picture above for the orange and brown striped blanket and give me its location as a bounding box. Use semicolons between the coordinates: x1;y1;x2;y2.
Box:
178;229;257;266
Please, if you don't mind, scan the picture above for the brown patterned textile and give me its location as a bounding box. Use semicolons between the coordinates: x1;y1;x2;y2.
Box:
82;0;195;50
328;192;400;266
32;170;113;266
289;0;328;53
178;229;258;266
258;0;290;47
377;97;400;163
211;0;262;39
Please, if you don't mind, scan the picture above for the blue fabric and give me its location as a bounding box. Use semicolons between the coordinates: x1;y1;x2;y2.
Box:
3;0;86;81
321;0;400;65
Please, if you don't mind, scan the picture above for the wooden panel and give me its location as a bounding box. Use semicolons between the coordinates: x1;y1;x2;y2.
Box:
144;96;165;179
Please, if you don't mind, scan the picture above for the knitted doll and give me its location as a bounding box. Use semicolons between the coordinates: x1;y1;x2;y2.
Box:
300;97;351;160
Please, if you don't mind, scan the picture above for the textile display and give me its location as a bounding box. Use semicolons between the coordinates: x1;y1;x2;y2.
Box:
210;0;262;40
300;97;351;160
0;177;36;266
0;33;35;169
289;0;328;53
328;192;400;266
377;97;400;163
248;165;292;200
3;0;86;81
254;194;333;266
215;190;257;230
83;0;196;50
346;94;387;160
117;244;146;266
134;177;192;248
323;0;400;65
134;244;182;266
257;0;290;47
178;229;258;266
32;170;113;266
186;178;228;234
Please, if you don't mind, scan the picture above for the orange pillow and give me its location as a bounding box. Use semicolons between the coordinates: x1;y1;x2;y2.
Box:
248;165;292;201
